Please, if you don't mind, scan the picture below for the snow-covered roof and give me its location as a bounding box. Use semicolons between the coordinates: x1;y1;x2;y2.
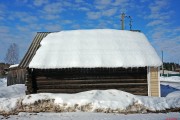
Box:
9;64;19;68
29;29;162;69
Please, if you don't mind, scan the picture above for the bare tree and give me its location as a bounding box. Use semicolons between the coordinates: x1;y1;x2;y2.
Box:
4;43;19;64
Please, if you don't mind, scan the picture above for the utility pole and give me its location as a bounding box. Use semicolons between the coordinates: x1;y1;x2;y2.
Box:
129;16;132;30
121;13;133;30
162;51;164;75
121;13;125;30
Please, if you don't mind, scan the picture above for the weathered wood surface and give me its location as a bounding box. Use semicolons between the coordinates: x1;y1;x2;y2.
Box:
26;67;148;96
37;88;148;96
150;67;159;97
36;79;147;84
7;68;26;86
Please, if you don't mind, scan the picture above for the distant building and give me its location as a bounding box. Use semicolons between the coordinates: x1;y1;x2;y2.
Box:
0;63;10;76
175;68;180;73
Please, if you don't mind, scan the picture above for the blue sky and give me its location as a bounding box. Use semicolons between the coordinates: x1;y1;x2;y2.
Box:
0;0;180;63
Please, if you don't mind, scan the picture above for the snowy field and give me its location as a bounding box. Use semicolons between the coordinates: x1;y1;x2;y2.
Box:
0;112;180;120
0;77;180;120
160;76;180;97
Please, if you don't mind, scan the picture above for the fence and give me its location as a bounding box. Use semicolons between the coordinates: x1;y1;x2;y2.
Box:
160;73;180;77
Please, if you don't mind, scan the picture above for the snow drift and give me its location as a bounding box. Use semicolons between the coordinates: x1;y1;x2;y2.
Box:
29;29;162;68
0;78;7;87
1;77;180;115
0;90;180;115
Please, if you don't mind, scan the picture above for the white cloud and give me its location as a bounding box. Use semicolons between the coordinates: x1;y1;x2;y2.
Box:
149;0;168;13
153;36;180;62
62;20;73;24
16;0;28;3
95;0;112;5
112;0;129;6
94;0;112;9
87;8;117;19
150;26;180;62
143;0;180;62
87;12;101;19
147;0;172;21
44;14;60;20
43;2;62;14
0;4;6;20
0;26;9;33
147;20;165;27
72;24;80;29
16;26;29;32
63;1;73;7
174;27;180;33
10;12;38;23
44;24;61;31
103;8;117;17
0;4;6;11
140;0;149;3
33;0;49;6
28;23;42;31
79;7;90;11
21;15;38;23
75;0;84;3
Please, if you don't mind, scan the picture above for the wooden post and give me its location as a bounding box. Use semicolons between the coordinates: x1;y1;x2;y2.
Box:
25;68;35;94
121;13;125;30
162;51;164;75
150;67;160;97
129;16;132;30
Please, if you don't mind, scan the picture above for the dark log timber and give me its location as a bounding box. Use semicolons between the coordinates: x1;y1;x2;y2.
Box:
26;67;148;95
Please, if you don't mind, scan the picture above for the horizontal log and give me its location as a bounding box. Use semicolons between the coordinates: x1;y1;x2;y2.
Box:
36;89;148;96
35;75;147;80
36;83;147;89
36;76;147;80
36;79;147;85
34;67;147;73
36;77;147;81
36;87;147;92
35;73;147;77
37;89;147;94
34;68;147;78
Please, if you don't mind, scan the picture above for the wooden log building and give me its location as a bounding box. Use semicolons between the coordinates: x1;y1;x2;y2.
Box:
7;64;26;86
8;29;162;96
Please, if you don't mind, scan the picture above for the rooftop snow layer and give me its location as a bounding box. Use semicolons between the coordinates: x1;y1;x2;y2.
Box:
29;29;162;68
9;64;19;68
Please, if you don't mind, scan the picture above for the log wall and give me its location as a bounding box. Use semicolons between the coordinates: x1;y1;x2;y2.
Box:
7;68;26;86
26;67;148;96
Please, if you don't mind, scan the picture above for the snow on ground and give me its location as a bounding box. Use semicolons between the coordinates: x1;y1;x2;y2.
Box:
0;84;26;98
160;76;180;97
160;70;179;74
167;91;180;97
0;112;180;120
0;77;26;98
9;64;19;68
0;78;7;87
160;84;179;97
0;77;180;119
160;76;180;84
0;79;179;114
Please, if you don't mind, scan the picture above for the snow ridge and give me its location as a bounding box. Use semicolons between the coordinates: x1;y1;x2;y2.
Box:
0;90;180;115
